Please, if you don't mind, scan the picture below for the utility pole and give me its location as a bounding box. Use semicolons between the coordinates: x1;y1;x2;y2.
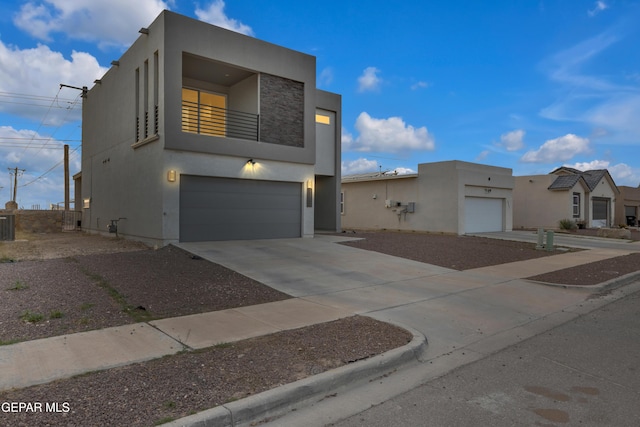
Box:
8;167;25;202
64;144;70;211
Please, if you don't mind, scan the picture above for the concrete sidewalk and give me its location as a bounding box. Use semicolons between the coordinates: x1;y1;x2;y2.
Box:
1;235;639;426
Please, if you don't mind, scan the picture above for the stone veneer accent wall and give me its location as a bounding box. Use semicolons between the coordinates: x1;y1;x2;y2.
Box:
259;73;304;148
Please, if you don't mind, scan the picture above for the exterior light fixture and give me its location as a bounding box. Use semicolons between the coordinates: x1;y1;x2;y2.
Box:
111;60;120;66
306;179;313;208
247;159;256;165
167;170;177;182
139;28;149;34
94;79;101;84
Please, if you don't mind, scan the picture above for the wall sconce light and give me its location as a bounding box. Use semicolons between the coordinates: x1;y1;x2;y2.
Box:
167;170;177;182
247;159;256;165
94;79;101;84
111;60;120;66
139;28;149;35
306;179;313;208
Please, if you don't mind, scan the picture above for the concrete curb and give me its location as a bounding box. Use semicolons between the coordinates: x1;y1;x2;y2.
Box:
161;322;428;427
525;270;640;293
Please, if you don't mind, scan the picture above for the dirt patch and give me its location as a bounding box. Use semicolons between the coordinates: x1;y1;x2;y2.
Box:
0;316;412;427
0;244;291;343
0;231;150;261
338;231;572;270
527;252;640;286
0;232;415;426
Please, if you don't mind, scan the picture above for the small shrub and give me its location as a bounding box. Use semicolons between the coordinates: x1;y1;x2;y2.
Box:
559;219;577;231
50;310;64;319
0;255;15;263
6;281;28;291
20;310;44;323
80;303;95;311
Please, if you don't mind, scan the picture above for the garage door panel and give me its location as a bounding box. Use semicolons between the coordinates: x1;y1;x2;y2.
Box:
464;197;503;233
180;176;302;242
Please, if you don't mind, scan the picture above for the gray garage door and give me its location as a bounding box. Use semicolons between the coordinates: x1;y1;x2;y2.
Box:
464;197;503;233
180;176;301;242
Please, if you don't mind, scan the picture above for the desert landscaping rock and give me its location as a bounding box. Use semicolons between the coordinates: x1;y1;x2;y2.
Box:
1;230;639;426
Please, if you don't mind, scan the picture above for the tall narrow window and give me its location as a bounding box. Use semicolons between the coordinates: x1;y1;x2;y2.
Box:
572;193;580;218
143;60;149;138
153;51;159;135
135;68;140;141
340;192;345;214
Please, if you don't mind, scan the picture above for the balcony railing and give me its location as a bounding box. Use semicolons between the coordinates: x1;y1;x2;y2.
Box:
181;100;259;141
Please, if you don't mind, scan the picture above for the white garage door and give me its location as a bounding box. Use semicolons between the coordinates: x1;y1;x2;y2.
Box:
180;176;302;242
464;197;503;233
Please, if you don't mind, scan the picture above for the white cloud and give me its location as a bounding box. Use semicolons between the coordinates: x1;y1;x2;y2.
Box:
394;167;416;175
565;160;640;186
0;126;80;207
521;134;591;163
499;129;525;151
343;112;435;153
568;160;610;170
0;40;107;123
357;67;382;92
195;0;254;36
411;81;429;90
539;29;640;145
318;67;334;87
341;158;416;177
13;0;169;48
475;150;490;162
588;1;608;17
341;158;379;175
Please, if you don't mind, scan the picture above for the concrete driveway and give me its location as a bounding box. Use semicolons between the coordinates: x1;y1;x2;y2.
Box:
177;235;631;361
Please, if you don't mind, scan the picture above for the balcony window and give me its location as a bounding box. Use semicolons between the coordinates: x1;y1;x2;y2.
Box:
181;87;259;140
182;88;226;136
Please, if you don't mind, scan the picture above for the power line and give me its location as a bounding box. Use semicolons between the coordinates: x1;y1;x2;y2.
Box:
19;146;80;188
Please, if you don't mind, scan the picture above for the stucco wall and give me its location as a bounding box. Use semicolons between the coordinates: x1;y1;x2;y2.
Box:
341;177;418;231
588;176;617;227
615;186;640;226
513;175;591;229
341;161;513;234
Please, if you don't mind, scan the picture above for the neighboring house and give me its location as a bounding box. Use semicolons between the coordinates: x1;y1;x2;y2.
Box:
79;11;341;246
513;167;619;229
341;160;514;234
616;186;640;227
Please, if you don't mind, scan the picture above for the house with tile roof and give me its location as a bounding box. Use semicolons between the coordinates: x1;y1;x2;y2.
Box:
513;167;619;230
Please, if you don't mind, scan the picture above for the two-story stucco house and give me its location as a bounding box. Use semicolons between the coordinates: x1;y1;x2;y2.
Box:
513;167;619;229
78;11;341;246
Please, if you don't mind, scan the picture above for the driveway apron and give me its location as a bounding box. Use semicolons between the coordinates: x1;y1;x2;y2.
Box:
176;235;624;359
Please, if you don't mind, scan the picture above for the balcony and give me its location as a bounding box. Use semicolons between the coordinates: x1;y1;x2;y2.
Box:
181;100;259;141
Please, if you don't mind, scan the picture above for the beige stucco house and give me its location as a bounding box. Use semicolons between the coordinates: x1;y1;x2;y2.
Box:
79;11;341;246
513;167;619;230
341;160;514;234
616;186;640;227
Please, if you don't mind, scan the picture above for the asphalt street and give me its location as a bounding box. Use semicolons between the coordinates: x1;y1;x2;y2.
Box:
328;286;640;427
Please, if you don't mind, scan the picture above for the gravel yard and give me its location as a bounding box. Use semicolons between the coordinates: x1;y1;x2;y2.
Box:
1;230;638;426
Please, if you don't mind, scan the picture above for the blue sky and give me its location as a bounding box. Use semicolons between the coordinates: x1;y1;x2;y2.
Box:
1;0;639;208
